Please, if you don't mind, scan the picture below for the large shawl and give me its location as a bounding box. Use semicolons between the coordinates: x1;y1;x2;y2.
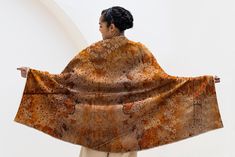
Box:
14;36;223;152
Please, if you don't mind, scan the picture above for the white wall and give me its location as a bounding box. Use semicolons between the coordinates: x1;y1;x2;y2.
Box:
0;0;84;157
1;0;234;156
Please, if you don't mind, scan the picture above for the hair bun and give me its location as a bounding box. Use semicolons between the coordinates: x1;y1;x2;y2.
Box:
101;6;134;32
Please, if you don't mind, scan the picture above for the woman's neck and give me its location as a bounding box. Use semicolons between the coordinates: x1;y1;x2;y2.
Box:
112;31;125;38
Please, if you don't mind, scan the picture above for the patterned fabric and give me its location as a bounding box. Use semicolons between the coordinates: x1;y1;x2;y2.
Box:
14;35;223;153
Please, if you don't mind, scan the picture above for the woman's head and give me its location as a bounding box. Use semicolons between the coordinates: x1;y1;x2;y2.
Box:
99;6;134;40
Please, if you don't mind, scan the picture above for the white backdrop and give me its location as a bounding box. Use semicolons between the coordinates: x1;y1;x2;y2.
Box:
0;0;234;156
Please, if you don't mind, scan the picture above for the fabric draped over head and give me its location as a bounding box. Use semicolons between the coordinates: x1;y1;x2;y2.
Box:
14;36;223;153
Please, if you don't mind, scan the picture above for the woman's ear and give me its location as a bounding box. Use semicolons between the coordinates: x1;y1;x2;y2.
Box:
110;23;116;31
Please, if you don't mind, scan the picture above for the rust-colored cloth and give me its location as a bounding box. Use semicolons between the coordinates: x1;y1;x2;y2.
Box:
14;35;223;153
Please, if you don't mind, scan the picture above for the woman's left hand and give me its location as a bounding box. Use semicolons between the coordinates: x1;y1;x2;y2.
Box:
214;75;220;83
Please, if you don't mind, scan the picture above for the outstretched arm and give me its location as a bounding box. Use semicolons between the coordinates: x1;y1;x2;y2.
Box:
137;42;221;84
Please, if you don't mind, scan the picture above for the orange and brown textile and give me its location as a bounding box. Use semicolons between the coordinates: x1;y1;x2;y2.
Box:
14;36;223;152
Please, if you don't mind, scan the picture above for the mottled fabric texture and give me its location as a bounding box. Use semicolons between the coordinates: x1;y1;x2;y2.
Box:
14;36;223;153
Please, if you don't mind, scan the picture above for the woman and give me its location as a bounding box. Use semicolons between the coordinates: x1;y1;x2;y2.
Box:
16;6;221;157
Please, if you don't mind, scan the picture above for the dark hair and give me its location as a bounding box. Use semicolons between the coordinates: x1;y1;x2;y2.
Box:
101;6;134;32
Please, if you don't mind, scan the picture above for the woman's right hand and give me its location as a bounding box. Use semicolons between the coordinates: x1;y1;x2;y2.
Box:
17;66;30;78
